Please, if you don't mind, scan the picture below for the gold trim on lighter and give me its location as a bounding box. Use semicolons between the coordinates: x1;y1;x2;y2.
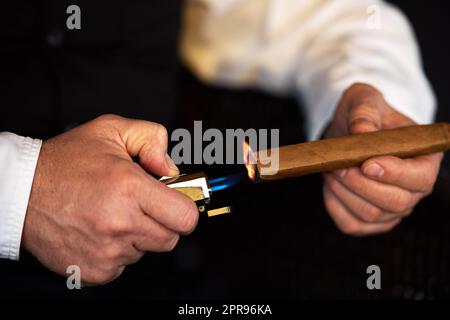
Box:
207;206;232;217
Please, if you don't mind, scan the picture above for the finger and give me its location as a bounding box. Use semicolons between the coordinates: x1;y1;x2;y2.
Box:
334;168;420;215
135;172;199;235
323;185;402;236
116;117;179;177
324;174;401;223
132;214;180;253
361;153;443;193
347;102;383;134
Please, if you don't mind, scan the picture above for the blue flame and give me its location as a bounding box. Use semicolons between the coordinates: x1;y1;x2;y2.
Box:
209;173;244;192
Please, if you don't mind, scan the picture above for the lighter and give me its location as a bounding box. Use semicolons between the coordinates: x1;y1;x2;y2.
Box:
160;172;233;217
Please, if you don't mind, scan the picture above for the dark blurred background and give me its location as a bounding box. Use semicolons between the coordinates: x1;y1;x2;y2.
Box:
1;1;449;300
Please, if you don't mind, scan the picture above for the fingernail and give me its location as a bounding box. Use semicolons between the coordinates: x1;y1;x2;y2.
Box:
165;154;180;175
349;119;379;134
363;163;384;178
336;169;347;178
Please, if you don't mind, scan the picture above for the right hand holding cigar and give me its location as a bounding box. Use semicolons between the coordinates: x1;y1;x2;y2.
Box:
22;115;199;285
323;84;443;236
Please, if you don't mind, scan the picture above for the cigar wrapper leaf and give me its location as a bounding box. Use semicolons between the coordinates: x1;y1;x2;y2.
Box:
254;123;450;181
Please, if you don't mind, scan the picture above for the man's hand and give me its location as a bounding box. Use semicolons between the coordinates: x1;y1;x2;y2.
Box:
323;83;443;236
22;115;199;285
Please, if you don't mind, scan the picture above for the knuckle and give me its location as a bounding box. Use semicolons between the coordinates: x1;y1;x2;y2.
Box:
420;175;436;193
385;164;402;183
101;244;123;261
403;208;413;217
350;102;373;117
389;193;412;214
109;217;131;235
83;269;116;286
161;234;180;252
112;167;142;198
326;175;340;191
94;214;113;236
339;221;362;237
127;253;144;265
99;213;131;236
349;102;376;118
340;171;360;189
95;114;122;124
379;221;399;234
423;185;434;197
361;206;382;223
153;123;168;141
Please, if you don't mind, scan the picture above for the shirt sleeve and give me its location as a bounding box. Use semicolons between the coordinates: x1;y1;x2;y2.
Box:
0;132;42;261
180;0;436;140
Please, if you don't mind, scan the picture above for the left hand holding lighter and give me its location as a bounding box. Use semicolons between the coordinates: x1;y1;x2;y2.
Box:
323;83;444;236
22;115;199;286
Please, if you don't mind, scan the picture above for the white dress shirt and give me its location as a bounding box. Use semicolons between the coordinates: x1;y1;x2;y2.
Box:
0;0;435;260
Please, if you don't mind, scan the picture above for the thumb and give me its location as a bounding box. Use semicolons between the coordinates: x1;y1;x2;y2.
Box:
116;117;180;177
347;102;383;135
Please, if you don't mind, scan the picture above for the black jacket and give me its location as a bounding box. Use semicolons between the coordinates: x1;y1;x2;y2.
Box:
1;0;182;138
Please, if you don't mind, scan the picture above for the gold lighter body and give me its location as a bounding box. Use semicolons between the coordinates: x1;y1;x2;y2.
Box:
161;172;231;217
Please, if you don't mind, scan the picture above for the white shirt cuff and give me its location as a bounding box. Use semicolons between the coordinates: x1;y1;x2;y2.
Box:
0;133;42;261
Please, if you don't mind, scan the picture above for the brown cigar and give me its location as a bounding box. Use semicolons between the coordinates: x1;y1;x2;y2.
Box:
253;123;450;181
